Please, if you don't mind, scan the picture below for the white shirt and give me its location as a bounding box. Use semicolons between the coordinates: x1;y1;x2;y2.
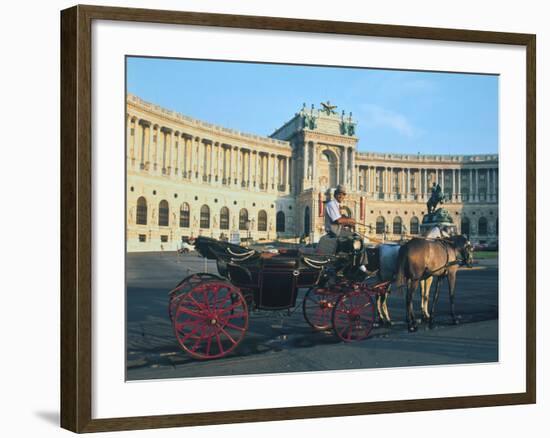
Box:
324;199;342;233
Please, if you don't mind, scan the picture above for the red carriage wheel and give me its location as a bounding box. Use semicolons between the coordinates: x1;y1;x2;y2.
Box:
332;290;376;342
172;280;249;360
168;273;223;322
303;287;338;330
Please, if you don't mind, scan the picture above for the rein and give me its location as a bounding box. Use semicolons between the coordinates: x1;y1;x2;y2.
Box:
424;239;465;276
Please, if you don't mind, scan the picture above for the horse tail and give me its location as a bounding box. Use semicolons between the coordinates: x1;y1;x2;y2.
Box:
395;245;408;291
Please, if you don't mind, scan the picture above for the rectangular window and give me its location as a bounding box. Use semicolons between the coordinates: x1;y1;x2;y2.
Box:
160;235;168;243
138;234;146;242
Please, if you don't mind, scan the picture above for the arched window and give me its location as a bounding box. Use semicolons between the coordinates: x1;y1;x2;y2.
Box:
376;216;385;235
461;217;470;237
220;207;229;230
276;211;285;232
393;216;402;235
136;196;147;225
478;217;488;236
239;209;248;230
410;216;419;235
304;207;311;236
258;210;267;232
179;202;190;228
200;205;210;229
158;200;169;226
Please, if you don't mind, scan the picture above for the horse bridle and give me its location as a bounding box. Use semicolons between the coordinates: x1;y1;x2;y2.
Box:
438;237;473;268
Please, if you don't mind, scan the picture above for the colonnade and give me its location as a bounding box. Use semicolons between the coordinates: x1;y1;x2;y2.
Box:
127;115;292;193
355;165;498;203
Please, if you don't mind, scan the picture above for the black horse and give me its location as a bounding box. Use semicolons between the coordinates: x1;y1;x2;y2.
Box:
396;235;473;332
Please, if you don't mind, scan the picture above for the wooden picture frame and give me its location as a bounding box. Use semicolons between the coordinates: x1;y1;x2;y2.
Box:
61;4;536;433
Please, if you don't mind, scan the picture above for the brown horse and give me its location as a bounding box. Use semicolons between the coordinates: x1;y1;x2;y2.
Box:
396;235;473;332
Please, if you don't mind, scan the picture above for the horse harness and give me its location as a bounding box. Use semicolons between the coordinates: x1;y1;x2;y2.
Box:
423;238;464;278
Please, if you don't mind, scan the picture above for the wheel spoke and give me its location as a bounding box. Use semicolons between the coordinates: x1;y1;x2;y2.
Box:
224;322;247;331
219;300;244;314
215;332;225;356
186;293;206;311
219;326;238;346
176;307;204;319
176;323;201;341
205;335;213;357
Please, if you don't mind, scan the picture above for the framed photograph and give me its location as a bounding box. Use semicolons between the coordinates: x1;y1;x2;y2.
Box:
60;4;536;433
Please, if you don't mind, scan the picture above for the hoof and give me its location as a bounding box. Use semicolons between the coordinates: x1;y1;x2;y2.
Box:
429;318;436;329
421;315;430;324
453;318;460;325
408;325;418;333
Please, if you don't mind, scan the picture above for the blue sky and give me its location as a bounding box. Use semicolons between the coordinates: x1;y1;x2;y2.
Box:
127;57;498;155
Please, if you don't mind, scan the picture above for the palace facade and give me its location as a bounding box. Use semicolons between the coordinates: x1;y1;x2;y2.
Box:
126;94;498;252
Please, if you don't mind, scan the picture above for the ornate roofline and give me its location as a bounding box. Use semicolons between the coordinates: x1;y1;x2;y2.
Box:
127;94;290;149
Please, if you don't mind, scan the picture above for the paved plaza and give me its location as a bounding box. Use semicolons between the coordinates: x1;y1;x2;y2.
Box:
126;251;499;381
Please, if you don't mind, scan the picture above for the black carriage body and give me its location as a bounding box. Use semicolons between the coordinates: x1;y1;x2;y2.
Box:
227;250;322;310
194;237;324;311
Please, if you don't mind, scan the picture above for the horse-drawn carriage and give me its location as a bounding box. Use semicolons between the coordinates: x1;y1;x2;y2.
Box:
168;214;474;359
168;235;392;359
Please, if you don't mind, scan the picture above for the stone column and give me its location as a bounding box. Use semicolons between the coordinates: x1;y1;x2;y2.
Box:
246;150;251;188
451;169;455;202
254;151;258;188
311;143;317;186
187;135;194;179
399;167;407;201
403;168;408;200
136;120;144;169
468;168;473;202
181;134;187;177
159;128;169;174
388;167;393;200
151;126;160;173
209;141;214;182
170;130;176;175
253;152;258;190
341;147;347;186
303;143;309;186
349;148;354;188
126;115;133;164
218;145;222;183
487;168;495;201
267;153;272;191
173;131;179;176
166;130;172;174
457;168;462;201
285;156;290;192
272;154;277;190
475;168;479;202
225;144;231;185
423;169;428;200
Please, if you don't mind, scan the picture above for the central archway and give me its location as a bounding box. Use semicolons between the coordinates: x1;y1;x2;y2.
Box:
317;150;338;189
